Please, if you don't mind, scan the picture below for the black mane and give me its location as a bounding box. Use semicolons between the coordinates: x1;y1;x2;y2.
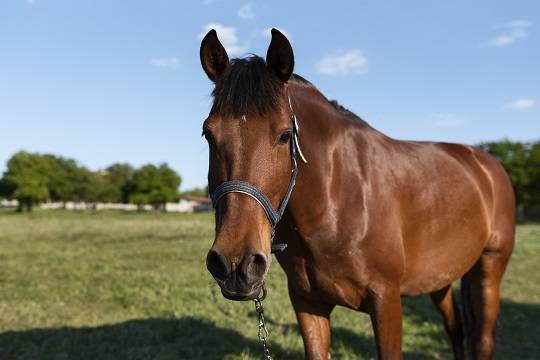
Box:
210;55;365;125
329;100;356;117
211;56;282;117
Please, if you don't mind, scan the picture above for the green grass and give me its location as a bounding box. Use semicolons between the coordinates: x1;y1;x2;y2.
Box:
0;210;538;359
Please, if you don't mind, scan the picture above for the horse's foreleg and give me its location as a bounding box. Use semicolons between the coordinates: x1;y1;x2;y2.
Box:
430;285;464;360
369;286;403;360
289;288;334;360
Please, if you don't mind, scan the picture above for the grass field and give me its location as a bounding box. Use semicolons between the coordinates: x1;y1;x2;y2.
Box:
0;210;538;359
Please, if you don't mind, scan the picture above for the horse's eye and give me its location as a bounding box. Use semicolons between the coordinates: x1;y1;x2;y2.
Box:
278;130;293;145
202;130;214;145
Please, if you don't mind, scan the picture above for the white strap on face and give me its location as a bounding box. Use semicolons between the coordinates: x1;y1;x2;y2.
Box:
288;94;308;164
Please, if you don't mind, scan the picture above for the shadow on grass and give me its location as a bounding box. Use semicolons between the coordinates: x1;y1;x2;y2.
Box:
401;294;540;359
274;294;540;359
0;317;301;360
275;320;428;359
0;298;538;359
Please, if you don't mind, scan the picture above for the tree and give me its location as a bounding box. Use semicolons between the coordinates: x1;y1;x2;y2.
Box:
478;140;538;220
1;151;185;212
43;155;80;204
105;163;134;203
13;178;49;212
77;171;120;206
181;186;208;198
4;151;50;211
127;164;181;211
0;176;14;199
528;142;540;209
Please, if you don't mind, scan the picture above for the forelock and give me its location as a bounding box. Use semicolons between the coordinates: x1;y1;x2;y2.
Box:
210;56;283;118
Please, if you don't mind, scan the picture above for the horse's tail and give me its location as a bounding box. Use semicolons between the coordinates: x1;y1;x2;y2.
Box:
460;274;474;356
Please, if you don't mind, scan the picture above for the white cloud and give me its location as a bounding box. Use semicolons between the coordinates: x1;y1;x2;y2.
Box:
150;57;179;70
505;98;536;110
490;20;531;47
316;50;368;76
426;113;465;128
198;23;247;56
238;3;255;20
261;27;291;39
500;20;532;28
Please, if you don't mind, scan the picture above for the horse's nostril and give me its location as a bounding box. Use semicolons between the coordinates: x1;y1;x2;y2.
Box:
242;253;267;281
206;250;230;281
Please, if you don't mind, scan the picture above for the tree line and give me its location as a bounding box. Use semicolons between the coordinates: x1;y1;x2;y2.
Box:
0;151;182;212
478;140;540;221
1;140;539;218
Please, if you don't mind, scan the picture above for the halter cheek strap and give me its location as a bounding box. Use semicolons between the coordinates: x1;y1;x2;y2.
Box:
209;95;307;253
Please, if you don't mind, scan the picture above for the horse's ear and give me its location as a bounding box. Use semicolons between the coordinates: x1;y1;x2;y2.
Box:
266;28;294;83
200;29;230;82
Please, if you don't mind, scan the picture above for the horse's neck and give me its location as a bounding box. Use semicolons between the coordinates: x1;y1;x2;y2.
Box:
286;81;389;237
289;80;387;175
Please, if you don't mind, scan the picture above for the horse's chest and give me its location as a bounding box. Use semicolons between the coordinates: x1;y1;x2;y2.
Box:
277;252;369;309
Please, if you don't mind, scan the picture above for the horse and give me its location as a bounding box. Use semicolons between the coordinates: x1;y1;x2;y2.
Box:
200;28;515;359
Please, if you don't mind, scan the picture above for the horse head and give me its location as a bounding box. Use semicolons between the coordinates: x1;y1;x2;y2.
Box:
200;28;298;301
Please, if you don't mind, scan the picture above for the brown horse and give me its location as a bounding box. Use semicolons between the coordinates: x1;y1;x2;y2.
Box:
200;28;515;359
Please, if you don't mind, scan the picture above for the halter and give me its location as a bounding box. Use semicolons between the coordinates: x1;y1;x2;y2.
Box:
209;95;307;253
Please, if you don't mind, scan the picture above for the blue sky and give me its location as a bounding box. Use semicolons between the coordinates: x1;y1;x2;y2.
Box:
1;0;538;190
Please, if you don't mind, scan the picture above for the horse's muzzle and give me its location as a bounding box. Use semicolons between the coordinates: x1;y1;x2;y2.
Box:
206;249;268;301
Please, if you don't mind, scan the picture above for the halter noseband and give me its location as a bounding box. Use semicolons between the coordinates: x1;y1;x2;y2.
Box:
209;95;307;253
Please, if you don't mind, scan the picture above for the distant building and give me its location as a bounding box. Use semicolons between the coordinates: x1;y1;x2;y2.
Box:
181;195;212;212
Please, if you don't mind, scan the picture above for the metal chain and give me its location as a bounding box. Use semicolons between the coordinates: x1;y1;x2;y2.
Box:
253;285;273;360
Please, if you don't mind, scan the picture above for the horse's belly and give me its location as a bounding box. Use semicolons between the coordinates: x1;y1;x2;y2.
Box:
399;228;489;295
